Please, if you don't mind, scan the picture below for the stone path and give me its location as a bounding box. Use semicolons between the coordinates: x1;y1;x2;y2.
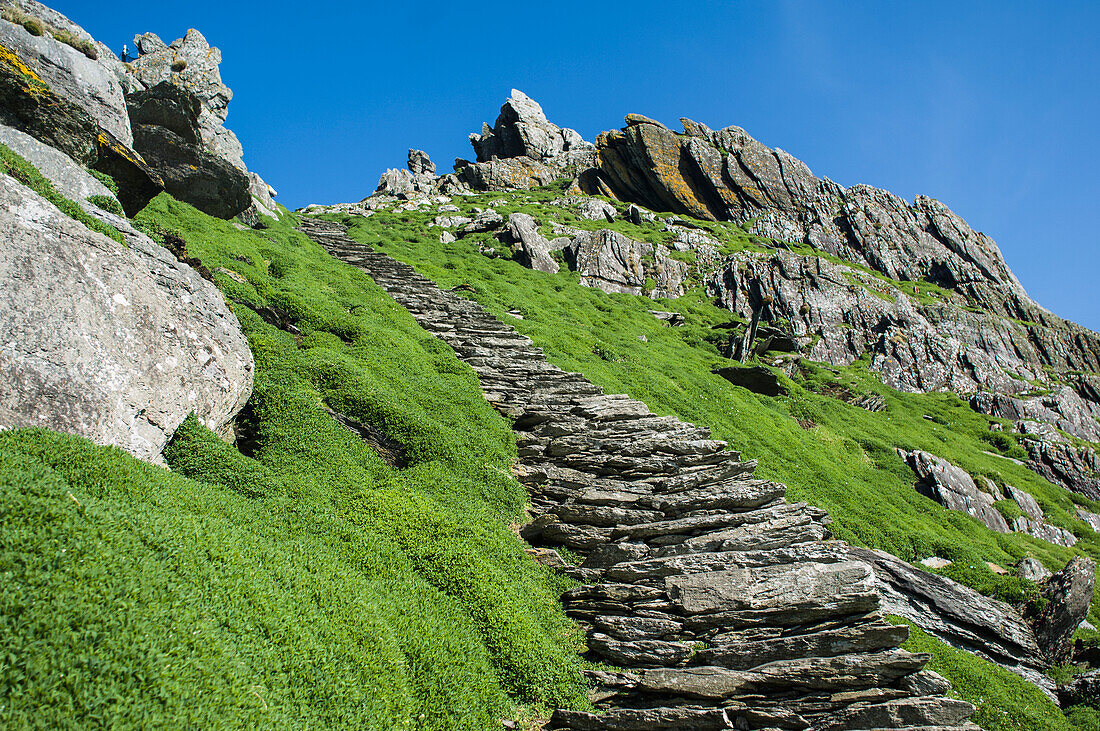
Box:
298;217;981;731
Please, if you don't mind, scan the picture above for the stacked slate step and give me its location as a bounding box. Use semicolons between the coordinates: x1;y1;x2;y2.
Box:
298;217;981;731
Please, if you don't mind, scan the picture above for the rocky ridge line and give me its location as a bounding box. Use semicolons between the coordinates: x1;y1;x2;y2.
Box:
298;216;980;731
343;88;1100;504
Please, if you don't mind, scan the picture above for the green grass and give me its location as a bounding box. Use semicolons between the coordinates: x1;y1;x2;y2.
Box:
891;618;1075;730
327;187;1100;729
86;193;123;216
1;193;587;728
0;143;124;244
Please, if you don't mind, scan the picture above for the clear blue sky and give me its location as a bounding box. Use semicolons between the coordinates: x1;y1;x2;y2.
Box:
56;1;1100;332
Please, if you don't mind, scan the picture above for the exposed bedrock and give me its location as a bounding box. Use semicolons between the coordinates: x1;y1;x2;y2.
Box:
0;173;253;463
301;216;980;730
126;27;278;221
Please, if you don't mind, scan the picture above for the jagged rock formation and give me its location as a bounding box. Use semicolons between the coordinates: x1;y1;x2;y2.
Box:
300;216;979;731
0;121;119;209
455;89;596;190
354;90;1100;501
0;174;253;462
127;82;250;219
0;16;164;216
900;449;1077;546
125;28;278;221
1034;556;1097;666
853;547;1064;700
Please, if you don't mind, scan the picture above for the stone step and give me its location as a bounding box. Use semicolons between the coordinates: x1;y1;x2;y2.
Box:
299;219;976;731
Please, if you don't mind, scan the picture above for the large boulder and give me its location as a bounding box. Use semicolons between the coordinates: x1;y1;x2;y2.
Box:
0;122;119;210
0;41;99;164
127;28;278;221
852;547;1054;700
715;365;786;397
0;25;163;215
901;450;1010;533
407;148;435;175
501;213;563;274
565;228;688;298
0;172;253;462
456;89;596;191
1032;556;1095;665
131;123;251;219
91;128;165;217
127;29;240;166
0;7;131;144
470;89;589;162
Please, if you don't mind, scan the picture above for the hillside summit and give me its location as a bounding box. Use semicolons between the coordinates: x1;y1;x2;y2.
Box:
2;1;1100;729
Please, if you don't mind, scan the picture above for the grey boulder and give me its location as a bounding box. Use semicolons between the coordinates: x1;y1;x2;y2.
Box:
0;173;253;462
0;122;118;209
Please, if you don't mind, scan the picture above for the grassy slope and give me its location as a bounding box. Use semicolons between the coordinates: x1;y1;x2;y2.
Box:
329;186;1100;729
1;193;586;729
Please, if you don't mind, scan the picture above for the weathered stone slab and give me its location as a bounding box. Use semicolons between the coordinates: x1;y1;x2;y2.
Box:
666;560;876;616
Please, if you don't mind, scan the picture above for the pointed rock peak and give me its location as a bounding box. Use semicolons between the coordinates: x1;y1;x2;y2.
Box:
504;89;547;123
407;148;435;176
469;88;590;163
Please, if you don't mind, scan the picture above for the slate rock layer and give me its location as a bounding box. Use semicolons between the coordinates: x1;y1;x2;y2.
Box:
301;216;979;731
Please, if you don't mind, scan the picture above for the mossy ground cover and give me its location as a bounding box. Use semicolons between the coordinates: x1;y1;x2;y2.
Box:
890;618;1083;730
1;193;587;729
0;142;124;243
330;188;1100;729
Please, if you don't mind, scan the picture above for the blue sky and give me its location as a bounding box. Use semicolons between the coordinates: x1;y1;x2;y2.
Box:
58;1;1099;331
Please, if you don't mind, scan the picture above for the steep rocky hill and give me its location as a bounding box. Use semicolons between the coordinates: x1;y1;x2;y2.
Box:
2;1;1100;729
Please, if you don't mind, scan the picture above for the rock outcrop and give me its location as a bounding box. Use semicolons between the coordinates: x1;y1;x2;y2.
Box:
900;449;1078;547
126;28;278;221
564;229;688;298
1033;556;1096;666
0;121;119;210
301;216;979;731
0;4;131;143
455;89;596;190
853;547;1057;700
901;450;1010;533
127;82;251;219
0;172;253;462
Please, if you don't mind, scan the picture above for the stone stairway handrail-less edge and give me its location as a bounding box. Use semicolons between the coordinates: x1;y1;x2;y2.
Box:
298;217;982;731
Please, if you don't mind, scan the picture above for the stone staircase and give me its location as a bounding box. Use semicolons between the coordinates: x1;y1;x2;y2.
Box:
298;217;981;731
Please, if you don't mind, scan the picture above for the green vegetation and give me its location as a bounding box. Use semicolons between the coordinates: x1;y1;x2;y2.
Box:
1;193;587;728
86;193;123;216
21;17;43;36
89;169;119;195
0;7;97;58
0;143;124;244
333;192;1099;610
890;618;1075;731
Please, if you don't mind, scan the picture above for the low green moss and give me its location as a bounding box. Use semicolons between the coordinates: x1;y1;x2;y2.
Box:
130;193;588;719
889;618;1073;731
87;193;123;216
0;142;124;243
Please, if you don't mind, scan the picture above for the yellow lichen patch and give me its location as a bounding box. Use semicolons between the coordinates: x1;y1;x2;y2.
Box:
97;133;144;166
0;43;41;82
